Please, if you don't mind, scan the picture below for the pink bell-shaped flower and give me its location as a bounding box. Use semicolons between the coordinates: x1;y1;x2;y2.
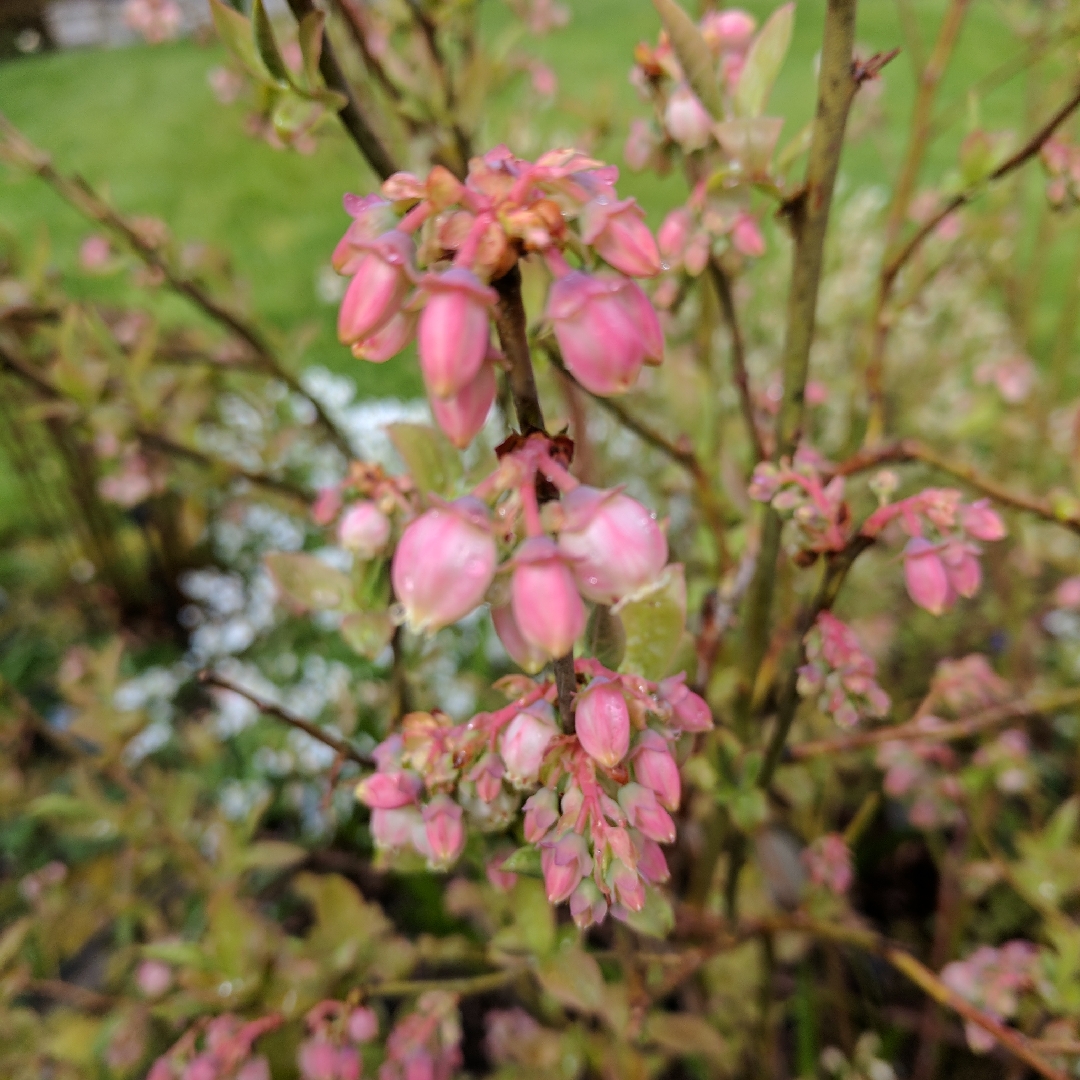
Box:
635;835;671;884
429;360;495;449
500;705;558;787
701;8;757;52
467;753;505;802
332;194;397;273
540;833;592;903
421;795;465;869
370;807;422;851
523;788;559;842
355;770;421;809
618;782;676;844
312;486;343;526
609;859;647;912
904;537;952;615
348;1008;379;1043
665;85;713;151
546;271;649;395
624;279;665;365
731;213;766;257
557;485;668;604
510;537;586;659
942;540;982;599
569;878;609;929
961;499;1006;541
417;267;497;399
658;208;692;263
632;730;681;811
351;309;418;363
580;197;661;278
337;230;414;346
658;674;713;732
337;501;391;559
574;678;630;768
299;1040;339;1080
392;498;497;634
491;603;549;675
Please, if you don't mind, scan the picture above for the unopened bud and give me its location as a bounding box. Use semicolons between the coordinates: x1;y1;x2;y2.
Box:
580;197;661;278
500;706;558;787
903;537;952;615
618;783;676;844
632;730;681;810
418;268;496;398
337;501;391;559
421;795;465;869
429;360;495;449
510;537;586;659
337;230;414;345
665;85;713;152
574;678;631;768
523;788;559;842
540;833;592;903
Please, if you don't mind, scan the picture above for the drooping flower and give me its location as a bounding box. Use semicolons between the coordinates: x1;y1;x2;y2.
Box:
417;268;497;398
574;678;631;768
579;197;661;278
903;537;951;615
540;833;592;903
500;706;558;787
632;730;680;810
510;537;586;659
664;85;713;151
421;796;465;869
429;360;496;448
337;231;414;346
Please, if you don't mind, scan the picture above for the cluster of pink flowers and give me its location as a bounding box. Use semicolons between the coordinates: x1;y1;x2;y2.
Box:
333;148;664;445
863;491;1007;616
379;991;462;1080
749;455;850;558
356;654;710;926
147;1014;282;1080
876;717;963;830
941;942;1041;1053
297;1001;379;1080
801;833;853;896
1041;136;1080;209
797;613;889;729
310;461;416;562
929;653;1012;714
124;0;182;44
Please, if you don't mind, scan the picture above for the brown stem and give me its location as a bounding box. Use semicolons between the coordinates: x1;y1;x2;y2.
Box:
490;267;576;731
0;114;354;458
20;979;116;1014
199;672;373;765
284;0;398;181
708;259;765;462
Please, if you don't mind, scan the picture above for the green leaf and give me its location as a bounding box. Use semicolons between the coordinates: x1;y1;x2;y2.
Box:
142;941;207;967
265;552;356;612
500;845;543;877
617;887;675;940
585;605;626;670
387;422;463;496
537;946;607;1014
617;564;687;680
713;117;785;177
646;1011;728;1061
26;793;95;820
339;610;394;659
651;0;723;119
240;839;308;872
297;9;324;90
735;1;794;118
251;0;292;85
208;0;269;83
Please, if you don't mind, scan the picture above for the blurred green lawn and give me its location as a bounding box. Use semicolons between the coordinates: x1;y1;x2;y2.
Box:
0;1;1071;436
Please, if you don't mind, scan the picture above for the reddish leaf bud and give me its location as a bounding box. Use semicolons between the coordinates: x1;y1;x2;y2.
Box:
510;537;586;660
574;678;631;768
418;268;497;398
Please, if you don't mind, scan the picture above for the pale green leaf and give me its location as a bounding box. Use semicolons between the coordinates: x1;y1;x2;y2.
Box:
500;845;543;877
735;2;794;118
265;552;356;612
617;886;675;940
207;0;270;83
651;0;723;119
537;946;607;1014
646;1012;728;1061
297;9;324;90
387;422;463;496
585;604;626;670
240;839;308;872
617;564;687;680
252;0;292;85
339;610;394;659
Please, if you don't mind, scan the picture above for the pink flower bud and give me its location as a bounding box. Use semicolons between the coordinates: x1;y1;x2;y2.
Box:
580;197;661;278
942;540;982;599
609;859;646;912
731;213;765;257
337;231;414;345
510;537;586;659
658;208;692;263
557;486;667;604
574;678;630;768
491;604;549;675
486;853;518;892
546;271;646;396
635;835;670;883
658;675;713;732
632;730;681;810
336;1048;361;1080
429;360;495;449
418;268;496;399
523;788;559;842
348;1007;379;1044
701;8;756;51
337;501;391;559
421;796;465;869
1056;576;1080;608
352;309;418;363
392;498;497;634
618;783;676;844
312;486;343;526
624;118;657;171
665;85;713;151
904;537;952;615
500;707;558;787
467;753;505;802
299;1040;338;1080
136;960;172;998
370;807;422;851
569;879;608;929
356;770;421;809
333;195;398;273
961;500;1006;541
624;279;665;365
540;833;592;903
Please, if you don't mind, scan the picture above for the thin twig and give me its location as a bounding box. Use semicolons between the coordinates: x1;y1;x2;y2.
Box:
707;259;765;462
284;0;398;180
0;114;354;458
199;672;373;765
20;978;116;1013
789;687;1080;759
364;969;518;998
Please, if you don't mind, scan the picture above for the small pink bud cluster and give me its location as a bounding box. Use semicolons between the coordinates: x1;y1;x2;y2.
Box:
387;433;671;640
797;613;890;729
1041;135;1080;209
801;833;853;896
876;717;963;830
147;1014;282;1080
379;991;462;1080
941;942;1040;1053
310;462;416;559
124;0;182;43
863;491;1006;615
971;728;1034;795
297;1001;378;1080
749;456;850;558
628;9;759;156
975;354;1036;404
333;149;663;445
928;653;1012;714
